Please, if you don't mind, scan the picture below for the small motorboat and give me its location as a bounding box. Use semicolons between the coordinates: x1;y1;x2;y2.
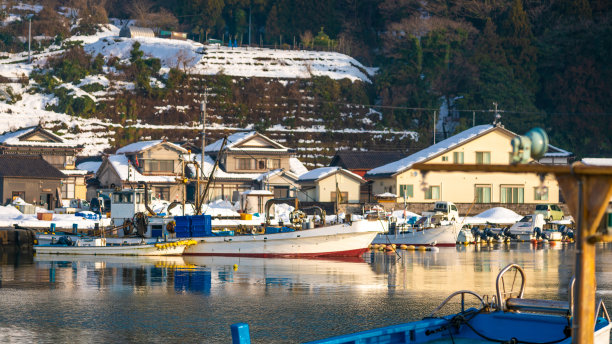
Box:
35;236;195;256
230;264;611;344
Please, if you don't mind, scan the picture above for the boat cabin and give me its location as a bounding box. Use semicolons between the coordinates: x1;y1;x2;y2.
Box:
110;188;153;220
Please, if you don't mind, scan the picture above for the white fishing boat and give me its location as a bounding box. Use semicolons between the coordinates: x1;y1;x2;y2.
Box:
184;219;383;257
372;209;461;247
508;214;546;241
34;237;194;256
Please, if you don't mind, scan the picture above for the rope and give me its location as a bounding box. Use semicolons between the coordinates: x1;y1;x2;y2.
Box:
446;311;570;344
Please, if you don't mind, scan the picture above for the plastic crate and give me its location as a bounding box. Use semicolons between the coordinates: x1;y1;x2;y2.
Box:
174;216;191;227
265;227;280;234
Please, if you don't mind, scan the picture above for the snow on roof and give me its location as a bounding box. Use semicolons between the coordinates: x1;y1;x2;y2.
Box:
205;132;256;152
545;144;572;157
289;157;308;176
115;140;186;154
205;131;289;153
77;161;103;174
60;169;89;176
242;189;273;196
107;155;177;183
582;158;612;166
463;207;523;225
184;154;262;180
0;126;75;148
367;125;495;177
298;166;363;182
375;192;397;198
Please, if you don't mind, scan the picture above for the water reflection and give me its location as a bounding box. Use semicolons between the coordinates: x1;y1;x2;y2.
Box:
0;243;609;343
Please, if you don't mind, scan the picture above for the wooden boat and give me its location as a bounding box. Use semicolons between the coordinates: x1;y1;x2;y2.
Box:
231;264;611;344
34;237;194;256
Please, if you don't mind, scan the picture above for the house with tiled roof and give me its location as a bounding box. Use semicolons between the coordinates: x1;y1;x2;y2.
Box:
0;155;66;209
0;125;87;201
96;140;188;201
297;167;364;203
329;150;407;203
365;124;567;205
202;131;306;201
329;151;406;177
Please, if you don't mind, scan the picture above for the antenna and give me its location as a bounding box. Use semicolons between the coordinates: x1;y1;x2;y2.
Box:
492;102;502;126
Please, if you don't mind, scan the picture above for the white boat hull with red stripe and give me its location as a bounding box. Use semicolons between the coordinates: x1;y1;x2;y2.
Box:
184;220;384;258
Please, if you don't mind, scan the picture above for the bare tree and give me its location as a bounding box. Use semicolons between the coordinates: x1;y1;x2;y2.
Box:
299;30;314;49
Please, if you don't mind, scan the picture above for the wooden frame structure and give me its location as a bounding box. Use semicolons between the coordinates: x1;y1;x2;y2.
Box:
412;162;612;344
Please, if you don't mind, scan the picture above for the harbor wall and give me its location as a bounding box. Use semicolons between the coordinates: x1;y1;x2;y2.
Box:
0;228;37;249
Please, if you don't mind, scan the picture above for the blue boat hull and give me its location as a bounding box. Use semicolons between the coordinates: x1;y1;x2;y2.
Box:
304;309;611;344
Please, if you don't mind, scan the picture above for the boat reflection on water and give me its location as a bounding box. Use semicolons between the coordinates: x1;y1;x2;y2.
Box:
29;254;387;294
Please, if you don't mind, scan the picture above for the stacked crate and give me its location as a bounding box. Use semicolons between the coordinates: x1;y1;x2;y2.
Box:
174;216;191;238
191;215;212;237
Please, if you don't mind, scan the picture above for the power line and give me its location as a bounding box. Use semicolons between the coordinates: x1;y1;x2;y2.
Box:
195;92;612;117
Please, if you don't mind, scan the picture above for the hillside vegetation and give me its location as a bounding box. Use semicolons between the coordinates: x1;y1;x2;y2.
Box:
0;0;610;160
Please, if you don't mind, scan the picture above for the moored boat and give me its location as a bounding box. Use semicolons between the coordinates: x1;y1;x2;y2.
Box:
184;219;383;258
372;220;461;247
231;264;612;343
34;237;194;256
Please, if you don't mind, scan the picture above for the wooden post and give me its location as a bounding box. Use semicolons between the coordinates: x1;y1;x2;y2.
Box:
410;162;612;342
556;174;612;344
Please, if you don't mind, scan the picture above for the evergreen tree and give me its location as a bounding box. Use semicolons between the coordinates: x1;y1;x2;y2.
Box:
500;0;538;93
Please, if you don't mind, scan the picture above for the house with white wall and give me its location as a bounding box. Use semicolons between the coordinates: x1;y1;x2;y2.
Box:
365;124;565;205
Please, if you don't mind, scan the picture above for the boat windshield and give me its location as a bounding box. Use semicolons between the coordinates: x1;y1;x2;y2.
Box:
519;216;533;223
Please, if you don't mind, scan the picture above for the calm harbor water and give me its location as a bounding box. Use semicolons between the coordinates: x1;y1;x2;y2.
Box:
1;243;611;343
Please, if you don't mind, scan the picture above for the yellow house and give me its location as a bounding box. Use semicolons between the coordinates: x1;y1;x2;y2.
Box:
297;167;364;203
365;124;561;204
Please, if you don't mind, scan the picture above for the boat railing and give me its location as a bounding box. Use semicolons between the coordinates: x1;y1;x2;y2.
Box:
427;290;486;317
595;298;611;324
496;263;526;311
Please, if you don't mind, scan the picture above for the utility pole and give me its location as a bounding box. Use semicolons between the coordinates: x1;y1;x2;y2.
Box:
472;111;475;127
200;89;208;177
248;5;252;46
28;18;31;63
433;111;437;144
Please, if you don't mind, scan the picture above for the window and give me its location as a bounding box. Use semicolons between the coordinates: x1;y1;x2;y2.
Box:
269;159;281;169
534;187;549;201
501;186;524;203
113;193;133;204
258;160;266;169
330;191;349;203
236;158;253;170
425;186;440;200
453;152;464;164
144;160;174;173
154;187;170;200
274;186;289;198
61;182;75;199
399;184;414;198
475;185;491;203
476;152;491;164
441;156;448;161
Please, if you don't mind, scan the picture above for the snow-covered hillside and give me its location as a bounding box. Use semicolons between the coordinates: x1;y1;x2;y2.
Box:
0;22;414;159
83;25;376;82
